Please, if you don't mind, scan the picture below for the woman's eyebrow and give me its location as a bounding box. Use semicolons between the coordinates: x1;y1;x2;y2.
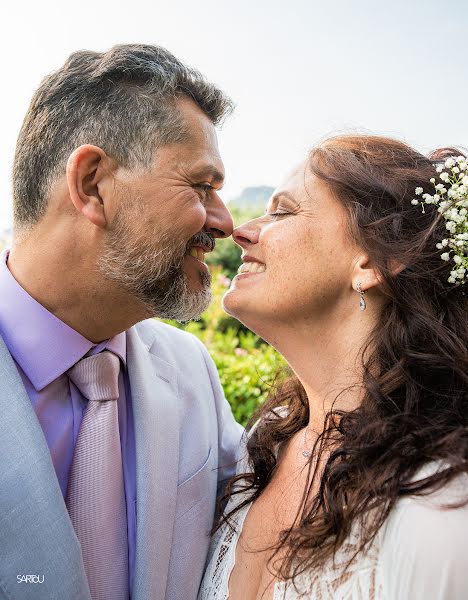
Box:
267;191;300;210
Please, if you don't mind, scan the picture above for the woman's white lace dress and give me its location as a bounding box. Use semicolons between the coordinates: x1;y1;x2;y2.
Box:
198;457;468;600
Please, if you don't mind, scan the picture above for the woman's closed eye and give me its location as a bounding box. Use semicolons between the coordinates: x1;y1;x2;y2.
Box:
268;211;289;219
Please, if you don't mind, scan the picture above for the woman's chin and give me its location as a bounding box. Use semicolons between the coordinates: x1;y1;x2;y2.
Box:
222;287;266;335
221;287;242;318
221;286;255;324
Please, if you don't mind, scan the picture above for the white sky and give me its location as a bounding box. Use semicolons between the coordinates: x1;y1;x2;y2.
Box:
1;0;467;229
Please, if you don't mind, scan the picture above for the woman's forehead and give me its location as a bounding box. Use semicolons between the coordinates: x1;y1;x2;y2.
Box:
274;161;323;203
273;161;307;197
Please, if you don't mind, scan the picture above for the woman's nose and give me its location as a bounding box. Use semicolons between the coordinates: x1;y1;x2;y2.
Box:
232;220;260;248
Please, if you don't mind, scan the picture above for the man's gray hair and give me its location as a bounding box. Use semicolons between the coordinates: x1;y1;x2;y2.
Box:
12;43;233;230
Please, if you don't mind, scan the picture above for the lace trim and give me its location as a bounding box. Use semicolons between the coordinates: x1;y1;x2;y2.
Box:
273;527;383;600
198;502;253;600
199;502;383;600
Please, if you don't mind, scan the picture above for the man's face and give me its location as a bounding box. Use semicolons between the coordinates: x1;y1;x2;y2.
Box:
97;97;233;321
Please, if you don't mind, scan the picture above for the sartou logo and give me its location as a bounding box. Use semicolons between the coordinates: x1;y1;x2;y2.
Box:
17;575;44;584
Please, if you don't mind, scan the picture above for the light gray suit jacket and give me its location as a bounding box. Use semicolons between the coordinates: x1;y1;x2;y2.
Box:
0;319;243;600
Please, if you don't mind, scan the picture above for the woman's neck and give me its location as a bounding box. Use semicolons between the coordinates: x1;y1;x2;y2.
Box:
263;302;382;432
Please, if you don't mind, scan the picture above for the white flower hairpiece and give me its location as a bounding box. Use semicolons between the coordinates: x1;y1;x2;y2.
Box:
412;155;468;285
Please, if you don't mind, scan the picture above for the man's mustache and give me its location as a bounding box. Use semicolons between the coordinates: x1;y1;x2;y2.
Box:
186;231;216;253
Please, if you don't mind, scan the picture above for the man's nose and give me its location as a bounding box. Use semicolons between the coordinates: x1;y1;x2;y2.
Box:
205;193;234;238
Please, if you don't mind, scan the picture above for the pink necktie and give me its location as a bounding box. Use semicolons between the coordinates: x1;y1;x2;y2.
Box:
66;351;129;600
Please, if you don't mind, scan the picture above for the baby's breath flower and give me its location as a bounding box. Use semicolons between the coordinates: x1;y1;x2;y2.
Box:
414;156;468;285
446;221;457;233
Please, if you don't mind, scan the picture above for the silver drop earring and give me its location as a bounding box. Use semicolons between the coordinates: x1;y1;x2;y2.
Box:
356;281;366;311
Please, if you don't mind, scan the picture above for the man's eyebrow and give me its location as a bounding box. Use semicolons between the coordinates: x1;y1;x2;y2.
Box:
191;165;225;185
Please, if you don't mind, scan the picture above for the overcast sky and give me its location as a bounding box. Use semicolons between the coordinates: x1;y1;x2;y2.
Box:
1;0;467;229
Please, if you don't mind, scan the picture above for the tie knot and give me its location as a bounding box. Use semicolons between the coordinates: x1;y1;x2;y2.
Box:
67;350;121;402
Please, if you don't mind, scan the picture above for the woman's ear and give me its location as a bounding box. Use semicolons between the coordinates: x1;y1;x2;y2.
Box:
351;253;405;292
66;145;112;228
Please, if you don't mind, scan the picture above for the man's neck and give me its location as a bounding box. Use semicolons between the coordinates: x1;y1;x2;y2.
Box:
7;240;147;343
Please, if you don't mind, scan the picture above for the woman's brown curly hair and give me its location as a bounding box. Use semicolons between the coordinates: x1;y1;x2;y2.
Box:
219;135;468;585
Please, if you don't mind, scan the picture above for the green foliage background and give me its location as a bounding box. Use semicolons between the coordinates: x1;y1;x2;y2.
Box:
164;205;286;425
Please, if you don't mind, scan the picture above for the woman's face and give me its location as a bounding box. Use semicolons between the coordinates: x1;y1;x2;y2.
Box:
223;161;362;333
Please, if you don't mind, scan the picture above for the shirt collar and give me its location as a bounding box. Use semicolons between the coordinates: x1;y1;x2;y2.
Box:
0;249;126;391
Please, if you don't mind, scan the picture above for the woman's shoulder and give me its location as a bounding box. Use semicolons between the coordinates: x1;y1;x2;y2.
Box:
378;464;468;599
382;462;468;536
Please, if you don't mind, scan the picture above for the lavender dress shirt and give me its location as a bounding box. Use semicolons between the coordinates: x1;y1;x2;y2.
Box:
0;250;136;598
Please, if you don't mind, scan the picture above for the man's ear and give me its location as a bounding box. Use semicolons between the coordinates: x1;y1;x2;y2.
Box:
351;253;405;292
66;145;113;228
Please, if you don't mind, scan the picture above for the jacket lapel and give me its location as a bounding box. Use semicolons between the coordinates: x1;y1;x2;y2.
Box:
0;335;91;600
127;326;180;600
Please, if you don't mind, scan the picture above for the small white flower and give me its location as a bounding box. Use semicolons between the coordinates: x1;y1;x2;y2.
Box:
453;166;460;174
445;221;457;233
411;199;419;205
462;176;468;185
440;172;450;182
441;252;451;261
445;158;456;168
453;255;462;264
438;201;450;213
448;276;456;283
441;238;449;246
430;178;436;184
436;165;444;173
415;187;423;195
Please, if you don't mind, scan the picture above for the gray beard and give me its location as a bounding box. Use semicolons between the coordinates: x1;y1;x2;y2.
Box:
97;211;212;322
